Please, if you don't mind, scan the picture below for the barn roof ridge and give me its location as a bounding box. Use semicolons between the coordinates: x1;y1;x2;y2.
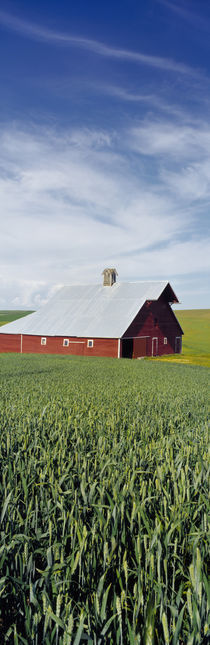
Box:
60;279;169;286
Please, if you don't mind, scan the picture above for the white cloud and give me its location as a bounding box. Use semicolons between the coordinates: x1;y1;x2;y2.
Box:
0;121;209;308
0;277;61;309
127;117;210;214
162;160;210;200
129;120;210;160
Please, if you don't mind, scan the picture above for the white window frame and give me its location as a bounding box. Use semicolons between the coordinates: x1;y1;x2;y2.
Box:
63;339;69;347
164;337;168;345
87;339;94;348
41;337;46;345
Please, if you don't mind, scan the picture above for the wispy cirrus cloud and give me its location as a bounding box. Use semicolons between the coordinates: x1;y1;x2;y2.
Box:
0;9;202;77
157;0;210;34
96;84;192;120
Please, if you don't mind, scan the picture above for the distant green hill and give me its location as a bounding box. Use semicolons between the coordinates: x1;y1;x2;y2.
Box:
175;309;210;355
158;309;210;367
0;311;34;326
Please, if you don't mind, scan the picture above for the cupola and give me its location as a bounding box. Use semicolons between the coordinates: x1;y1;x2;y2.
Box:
102;268;118;286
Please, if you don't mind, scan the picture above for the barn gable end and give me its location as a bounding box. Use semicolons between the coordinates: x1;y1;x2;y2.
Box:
122;290;183;358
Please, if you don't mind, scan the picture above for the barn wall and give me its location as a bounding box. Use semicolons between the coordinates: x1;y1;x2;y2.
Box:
0;334;118;358
0;333;21;353
123;299;183;357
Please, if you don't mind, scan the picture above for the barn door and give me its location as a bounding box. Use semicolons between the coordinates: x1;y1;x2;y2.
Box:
69;341;85;355
133;337;147;358
175;337;182;353
152;337;158;356
121;338;133;358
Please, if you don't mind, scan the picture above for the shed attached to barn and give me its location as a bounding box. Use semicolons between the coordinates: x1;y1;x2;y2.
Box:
0;269;183;358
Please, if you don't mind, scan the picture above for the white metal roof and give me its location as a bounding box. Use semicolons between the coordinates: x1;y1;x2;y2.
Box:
0;281;171;338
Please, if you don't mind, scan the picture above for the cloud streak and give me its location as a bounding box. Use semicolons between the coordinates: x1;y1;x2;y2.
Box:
96;84;192;120
157;0;210;34
0;9;202;77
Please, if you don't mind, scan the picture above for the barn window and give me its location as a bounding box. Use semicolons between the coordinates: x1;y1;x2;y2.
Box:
154;317;158;327
87;339;94;348
63;339;69;347
164;337;168;345
41;337;46;345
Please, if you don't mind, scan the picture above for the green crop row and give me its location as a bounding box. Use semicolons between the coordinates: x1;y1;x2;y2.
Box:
0;354;209;644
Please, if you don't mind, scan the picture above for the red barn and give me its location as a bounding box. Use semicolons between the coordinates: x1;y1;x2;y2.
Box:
0;269;183;358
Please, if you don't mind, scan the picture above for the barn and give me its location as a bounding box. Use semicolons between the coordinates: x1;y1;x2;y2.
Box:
0;269;183;358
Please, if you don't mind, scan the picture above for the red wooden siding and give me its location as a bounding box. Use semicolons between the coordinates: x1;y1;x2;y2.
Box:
0;334;118;358
0;333;21;353
133;337;147;358
123;298;183;357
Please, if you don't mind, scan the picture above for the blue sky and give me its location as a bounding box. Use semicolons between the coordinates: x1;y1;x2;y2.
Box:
0;0;209;309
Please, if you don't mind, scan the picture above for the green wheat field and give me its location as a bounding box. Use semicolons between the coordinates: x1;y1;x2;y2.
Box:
0;310;209;643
